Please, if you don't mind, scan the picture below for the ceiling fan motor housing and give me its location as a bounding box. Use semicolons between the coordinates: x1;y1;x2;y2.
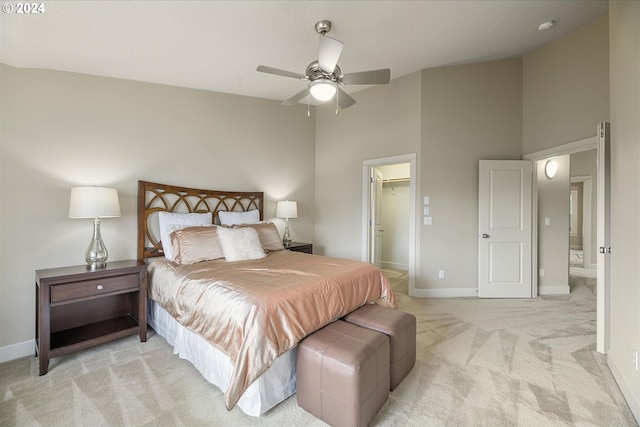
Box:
306;61;341;82
315;20;332;35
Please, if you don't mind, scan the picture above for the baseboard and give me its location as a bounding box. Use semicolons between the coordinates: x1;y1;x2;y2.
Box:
410;287;478;298
538;285;570;295
608;350;640;424
381;261;408;270
0;339;35;363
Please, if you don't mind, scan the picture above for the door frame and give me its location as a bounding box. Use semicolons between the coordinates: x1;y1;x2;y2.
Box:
524;133;608;354
362;153;417;296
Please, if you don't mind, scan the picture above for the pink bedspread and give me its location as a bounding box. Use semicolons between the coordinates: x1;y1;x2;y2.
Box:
147;250;396;410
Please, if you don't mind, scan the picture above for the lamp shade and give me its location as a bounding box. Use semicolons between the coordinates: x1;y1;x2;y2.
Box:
276;200;298;219
69;187;121;219
309;81;336;101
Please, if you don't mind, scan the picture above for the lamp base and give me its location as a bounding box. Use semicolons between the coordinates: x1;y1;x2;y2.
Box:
282;219;292;247
86;261;107;270
85;218;109;270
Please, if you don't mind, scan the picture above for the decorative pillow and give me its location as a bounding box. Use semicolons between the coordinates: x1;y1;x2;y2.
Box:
217;226;266;262
232;222;284;252
170;226;224;265
158;212;212;261
218;209;260;226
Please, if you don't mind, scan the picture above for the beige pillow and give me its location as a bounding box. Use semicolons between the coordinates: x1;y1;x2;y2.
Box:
217;226;266;262
158;211;213;260
170;226;225;265
233;222;284;252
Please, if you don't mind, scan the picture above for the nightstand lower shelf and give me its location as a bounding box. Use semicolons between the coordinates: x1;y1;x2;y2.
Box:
49;315;140;354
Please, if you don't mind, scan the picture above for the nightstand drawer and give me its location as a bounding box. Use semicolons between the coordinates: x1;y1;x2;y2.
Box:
51;274;139;303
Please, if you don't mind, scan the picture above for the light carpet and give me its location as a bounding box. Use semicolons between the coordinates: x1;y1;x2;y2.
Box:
1;270;636;426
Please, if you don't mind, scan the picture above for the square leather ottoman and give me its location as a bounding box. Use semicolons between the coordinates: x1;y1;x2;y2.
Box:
343;304;416;390
297;320;389;427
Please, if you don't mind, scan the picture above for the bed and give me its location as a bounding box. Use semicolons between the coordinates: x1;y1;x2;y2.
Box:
137;180;396;415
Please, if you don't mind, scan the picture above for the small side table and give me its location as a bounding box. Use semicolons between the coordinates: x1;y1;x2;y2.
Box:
285;242;313;254
35;260;147;375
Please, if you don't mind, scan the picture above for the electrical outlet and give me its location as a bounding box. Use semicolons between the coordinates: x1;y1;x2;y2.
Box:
539;269;545;277
438;270;445;279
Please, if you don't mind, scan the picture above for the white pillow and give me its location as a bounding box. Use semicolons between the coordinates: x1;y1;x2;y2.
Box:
232;222;284;252
158;212;212;260
217;226;266;262
218;209;260;226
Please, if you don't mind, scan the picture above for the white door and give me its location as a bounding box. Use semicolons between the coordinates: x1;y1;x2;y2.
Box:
478;160;533;298
596;122;610;353
370;168;384;267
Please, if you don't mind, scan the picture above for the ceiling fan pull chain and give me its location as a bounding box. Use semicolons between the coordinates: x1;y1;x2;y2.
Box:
335;88;339;115
307;92;311;117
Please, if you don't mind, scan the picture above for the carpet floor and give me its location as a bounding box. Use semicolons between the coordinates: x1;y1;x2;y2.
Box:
1;269;636;426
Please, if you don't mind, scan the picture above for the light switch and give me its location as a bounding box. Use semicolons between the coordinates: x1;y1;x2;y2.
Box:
423;206;430;215
544;217;551;226
424;196;429;205
424;216;432;225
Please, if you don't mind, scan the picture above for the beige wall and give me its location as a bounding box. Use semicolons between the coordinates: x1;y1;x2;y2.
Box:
536;155;570;293
523;15;609;154
420;59;523;292
314;72;422;259
608;0;640;419
0;65;316;350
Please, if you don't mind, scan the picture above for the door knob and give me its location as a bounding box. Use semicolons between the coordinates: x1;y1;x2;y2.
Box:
482;234;490;238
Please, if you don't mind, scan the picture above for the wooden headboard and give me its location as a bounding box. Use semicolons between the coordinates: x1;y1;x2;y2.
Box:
137;180;263;261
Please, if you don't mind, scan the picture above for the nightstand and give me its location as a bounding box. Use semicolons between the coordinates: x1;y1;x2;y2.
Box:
285;242;313;254
35;260;147;375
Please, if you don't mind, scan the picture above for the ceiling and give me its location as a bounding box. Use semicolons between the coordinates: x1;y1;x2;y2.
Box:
1;1;608;103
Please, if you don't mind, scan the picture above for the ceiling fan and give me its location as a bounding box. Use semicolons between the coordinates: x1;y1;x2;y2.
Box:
256;20;391;111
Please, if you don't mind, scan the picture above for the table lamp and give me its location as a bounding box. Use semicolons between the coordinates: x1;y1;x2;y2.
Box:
69;186;121;269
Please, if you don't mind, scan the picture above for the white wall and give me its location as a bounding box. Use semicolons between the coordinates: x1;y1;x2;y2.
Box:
570;149;597;267
381;181;410;270
0;65;316;352
379;163;410;270
608;0;640;420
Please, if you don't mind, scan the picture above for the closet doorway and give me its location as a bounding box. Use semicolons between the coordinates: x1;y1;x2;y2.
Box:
362;153;417;296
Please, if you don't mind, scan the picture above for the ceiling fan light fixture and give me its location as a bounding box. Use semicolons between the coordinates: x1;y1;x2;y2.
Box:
309;80;336;101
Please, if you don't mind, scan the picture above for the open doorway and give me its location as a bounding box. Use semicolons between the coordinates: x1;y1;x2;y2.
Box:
362;153;417;296
525;124;610;354
570;149;597;289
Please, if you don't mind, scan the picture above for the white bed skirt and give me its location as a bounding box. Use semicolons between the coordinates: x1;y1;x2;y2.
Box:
147;299;297;416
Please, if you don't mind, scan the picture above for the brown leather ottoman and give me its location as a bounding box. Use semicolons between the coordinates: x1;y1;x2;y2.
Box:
296;320;389;427
343;304;416;390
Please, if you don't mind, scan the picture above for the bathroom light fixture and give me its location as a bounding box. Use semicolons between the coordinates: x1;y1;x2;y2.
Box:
69;186;121;269
276;200;298;246
545;160;558;179
309;80;337;101
538;20;555;31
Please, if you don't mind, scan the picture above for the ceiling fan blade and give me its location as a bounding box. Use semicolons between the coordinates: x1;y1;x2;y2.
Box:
341;69;391;85
282;89;309;106
256;65;306;80
337;87;356;109
318;35;344;74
